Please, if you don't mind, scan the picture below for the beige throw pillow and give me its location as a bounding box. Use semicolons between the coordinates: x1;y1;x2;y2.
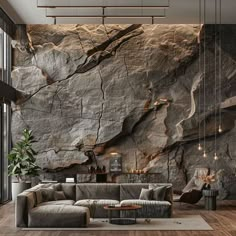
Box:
54;191;66;200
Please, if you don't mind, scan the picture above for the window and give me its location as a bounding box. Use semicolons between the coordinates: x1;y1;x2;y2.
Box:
0;28;12;203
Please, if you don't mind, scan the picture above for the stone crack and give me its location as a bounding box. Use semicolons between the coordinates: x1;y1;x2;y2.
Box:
95;67;105;145
16;24;143;105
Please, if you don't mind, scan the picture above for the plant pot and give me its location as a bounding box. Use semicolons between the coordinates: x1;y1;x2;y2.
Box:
11;182;31;201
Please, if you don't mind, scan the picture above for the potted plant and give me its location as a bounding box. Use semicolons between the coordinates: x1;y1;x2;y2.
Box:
8;129;41;201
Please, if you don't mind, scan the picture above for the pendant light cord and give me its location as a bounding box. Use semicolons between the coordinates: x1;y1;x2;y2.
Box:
203;0;206;153
219;0;222;130
198;0;202;148
214;0;217;155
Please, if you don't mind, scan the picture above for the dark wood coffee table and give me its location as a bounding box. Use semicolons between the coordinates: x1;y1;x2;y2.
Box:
104;205;142;225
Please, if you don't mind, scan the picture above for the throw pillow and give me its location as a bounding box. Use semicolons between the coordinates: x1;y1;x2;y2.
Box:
61;184;75;200
52;183;62;191
40;188;55;202
149;184;172;202
35;189;43;205
54;191;66;200
149;185;167;201
164;186;173;202
139;188;153;200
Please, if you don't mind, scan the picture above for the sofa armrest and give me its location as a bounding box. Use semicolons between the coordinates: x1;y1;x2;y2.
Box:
15;191;36;227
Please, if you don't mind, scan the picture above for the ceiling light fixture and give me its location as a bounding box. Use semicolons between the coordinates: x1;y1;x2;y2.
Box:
197;0;203;152
37;0;170;8
54;16;167;24
46;7;166;17
203;0;207;158
214;0;218;161
218;0;223;134
38;0;169;24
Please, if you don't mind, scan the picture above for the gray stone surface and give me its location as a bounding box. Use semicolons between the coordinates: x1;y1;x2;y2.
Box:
11;24;236;198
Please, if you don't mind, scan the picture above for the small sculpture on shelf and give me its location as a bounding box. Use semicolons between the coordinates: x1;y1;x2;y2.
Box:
130;169;145;174
88;166;95;174
96;166;102;173
85;150;106;174
88;165;106;174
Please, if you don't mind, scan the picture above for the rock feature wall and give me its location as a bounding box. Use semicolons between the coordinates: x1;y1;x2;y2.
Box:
12;24;236;198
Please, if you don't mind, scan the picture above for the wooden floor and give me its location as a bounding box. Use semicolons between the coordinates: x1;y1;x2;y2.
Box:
0;200;236;236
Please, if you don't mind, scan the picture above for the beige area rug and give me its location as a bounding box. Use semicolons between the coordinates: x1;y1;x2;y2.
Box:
22;215;213;231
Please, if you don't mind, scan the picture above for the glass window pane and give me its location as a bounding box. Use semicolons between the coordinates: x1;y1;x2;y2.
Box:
3;104;10;201
0;28;3;81
0;28;11;203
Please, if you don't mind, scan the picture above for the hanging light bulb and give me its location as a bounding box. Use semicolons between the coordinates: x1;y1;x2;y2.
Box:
197;0;203;153
203;150;207;158
214;153;218;160
218;125;222;133
198;143;203;151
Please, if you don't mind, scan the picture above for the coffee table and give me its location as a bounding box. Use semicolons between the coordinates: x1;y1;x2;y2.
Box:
104;205;142;225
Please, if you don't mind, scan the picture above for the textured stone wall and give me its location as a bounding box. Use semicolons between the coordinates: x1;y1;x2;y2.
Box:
11;24;236;198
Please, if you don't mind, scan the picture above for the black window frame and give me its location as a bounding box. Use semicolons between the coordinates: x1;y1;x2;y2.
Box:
0;15;13;203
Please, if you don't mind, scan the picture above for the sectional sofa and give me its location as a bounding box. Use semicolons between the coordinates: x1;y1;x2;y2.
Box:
16;183;173;228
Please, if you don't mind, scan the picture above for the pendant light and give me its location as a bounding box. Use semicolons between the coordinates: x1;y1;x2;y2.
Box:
203;0;207;158
214;0;218;161
197;0;203;151
218;0;222;134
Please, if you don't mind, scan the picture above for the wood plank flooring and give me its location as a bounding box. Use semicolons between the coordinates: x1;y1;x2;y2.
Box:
0;200;236;236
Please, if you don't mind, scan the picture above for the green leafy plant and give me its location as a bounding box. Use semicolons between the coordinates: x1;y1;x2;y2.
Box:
8;129;41;182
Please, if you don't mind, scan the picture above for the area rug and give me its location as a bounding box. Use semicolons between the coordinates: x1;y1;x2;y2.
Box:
22;215;213;231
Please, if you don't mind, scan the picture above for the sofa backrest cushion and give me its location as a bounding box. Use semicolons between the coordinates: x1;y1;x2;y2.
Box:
24;183;52;193
120;184;149;200
61;183;76;200
149;183;173;203
52;183;62;191
76;184;120;201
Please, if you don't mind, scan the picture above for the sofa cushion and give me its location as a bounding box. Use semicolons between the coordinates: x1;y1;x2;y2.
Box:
28;205;90;227
164;186;173;203
120;184;149;200
76;184;120;201
24;183;52;193
35;189;43;205
75;199;120;218
54;191;66;200
61;183;76;200
149;184;173;203
139;188;153;200
52;183;62;191
24;184;55;206
120;199;171;206
39;188;55;202
149;185;167;201
37;200;75;206
75;199;119;206
120;199;172;218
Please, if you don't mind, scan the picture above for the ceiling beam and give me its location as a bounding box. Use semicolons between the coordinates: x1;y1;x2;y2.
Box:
46;8;166;17
37;0;170;8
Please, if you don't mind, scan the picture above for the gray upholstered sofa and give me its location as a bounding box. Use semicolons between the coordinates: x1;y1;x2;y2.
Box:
16;183;172;228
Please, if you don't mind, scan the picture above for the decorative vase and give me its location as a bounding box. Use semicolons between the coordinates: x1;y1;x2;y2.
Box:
205;184;211;190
